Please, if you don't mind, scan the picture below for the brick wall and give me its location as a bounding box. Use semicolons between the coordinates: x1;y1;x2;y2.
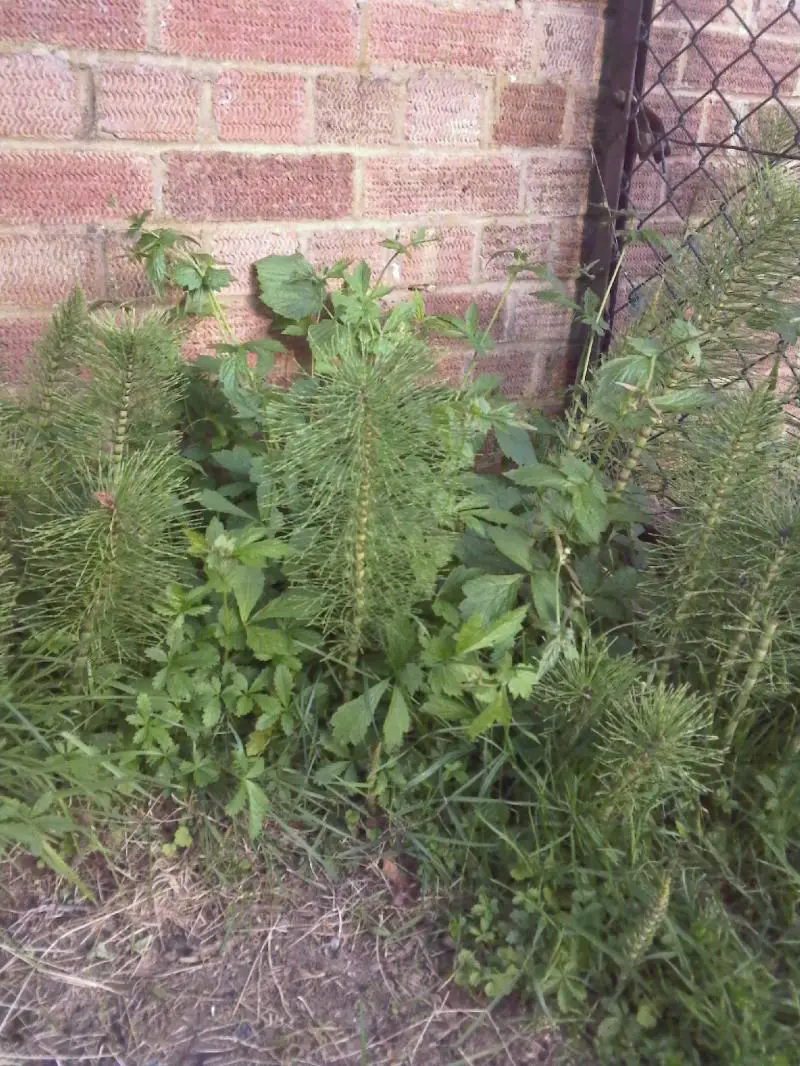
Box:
622;0;800;315
0;0;605;400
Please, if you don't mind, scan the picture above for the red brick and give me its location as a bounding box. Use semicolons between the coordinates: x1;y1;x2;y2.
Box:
421;289;503;337
660;0;753;29
703;95;745;146
0;0;145;49
480;222;551;281
206;228;300;294
306;226;475;286
105;230;153;302
0;54;81;139
406;73;485;147
758;0;800;36
665;157;720;217
640;91;703;156
0;316;47;383
474;344;542;398
494;83;566;148
628;162;668;219
314;76;396;146
524;154;589;216
564;90;598;149
506;286;575;343
553;217;585;277
214;72;306;144
95;65;200;142
0;151;151;224
683;36;799;94
164;152;353;222
162;0;358;64
0;234;104;307
645;28;689;88
369;0;533;72
364;156;520;217
538;11;602;83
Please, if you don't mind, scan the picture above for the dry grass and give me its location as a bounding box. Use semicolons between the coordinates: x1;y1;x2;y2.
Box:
0;809;561;1066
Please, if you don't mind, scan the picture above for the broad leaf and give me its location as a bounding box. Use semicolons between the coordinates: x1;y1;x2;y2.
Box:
460;574;522;622
246;626;294;661
331;680;390;746
256;254;326;319
488;527;531;571
494;423;536;466
455;606;528;657
506;463;565;490
383;687;411;753
199;489;252;518
467;689;511;739
229;565;264;623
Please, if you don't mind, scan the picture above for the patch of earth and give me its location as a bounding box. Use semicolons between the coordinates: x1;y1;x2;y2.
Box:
0;844;565;1066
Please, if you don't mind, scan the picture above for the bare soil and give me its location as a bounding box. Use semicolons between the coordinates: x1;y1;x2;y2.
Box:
0;827;562;1066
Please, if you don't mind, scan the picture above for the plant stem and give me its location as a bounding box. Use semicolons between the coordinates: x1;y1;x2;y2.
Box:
724;616;779;748
345;394;373;692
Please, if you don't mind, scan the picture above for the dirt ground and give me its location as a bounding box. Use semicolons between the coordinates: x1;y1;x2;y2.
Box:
0;821;563;1066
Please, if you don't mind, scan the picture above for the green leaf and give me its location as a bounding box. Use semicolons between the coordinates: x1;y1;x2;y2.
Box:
202;696;222;730
508;667;537;700
199;489;252;518
571;481;608;542
331;680;390;747
212;447;253;476
650;387;715;413
467;689;511;739
506;463;565;490
455;606;527;656
245;779;269;840
247;626;294;661
636;1003;659;1030
255;254;326;320
383;687;411;753
460;574;522;622
422;695;472;720
488;527;531;571
230;565;265;623
174;825;192;849
494;423;536;466
530;569;560;627
274;663;294;708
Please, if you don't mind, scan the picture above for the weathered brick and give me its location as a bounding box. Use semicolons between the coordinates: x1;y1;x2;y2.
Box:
369;0;533;72
506;286;575;342
524;154;589;216
480;222;551;281
474;344;542;398
215;72;306;144
553;217;585;277
683;35;799;93
105;230;153;302
494;83;566;148
421;289;503;336
0;54;81;139
0;0;145;49
646;28;689;88
364;156;520;217
538;11;602;83
0;234;104;307
661;0;753;29
306;226;475;286
628;162;668;219
206;228;300;294
406;73;485;147
564;90;598;149
164;152;353;222
95;65;200;142
182;302;300;386
640;90;703;156
0;151;151;224
757;0;800;36
315;76;396;146
666;157;719;217
162;0;359;64
0;316;47;382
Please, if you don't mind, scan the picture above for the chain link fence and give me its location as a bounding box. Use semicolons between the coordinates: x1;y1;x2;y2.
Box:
600;0;800;414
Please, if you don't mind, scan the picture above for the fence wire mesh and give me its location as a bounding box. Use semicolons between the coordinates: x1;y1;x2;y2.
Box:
607;0;800;421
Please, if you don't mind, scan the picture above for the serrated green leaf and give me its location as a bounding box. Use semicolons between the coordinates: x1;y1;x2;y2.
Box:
247;626;294;661
506;463;565;489
383;687;411;753
455;606;527;656
494;423;536;466
508;667;537;700
467;688;511;739
229;565;264;623
331;681;390;747
488;527;531;571
199;489;252;518
174;825;192;849
256;254;325;319
570;481;608;542
274;663;294;708
211;447;253;476
202;696;222;730
460;574;522;622
245;779;269;840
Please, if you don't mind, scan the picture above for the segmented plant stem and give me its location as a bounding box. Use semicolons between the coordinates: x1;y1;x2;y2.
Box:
625;872;672;970
345;396;373;689
112;349;135;472
724;616;779;748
